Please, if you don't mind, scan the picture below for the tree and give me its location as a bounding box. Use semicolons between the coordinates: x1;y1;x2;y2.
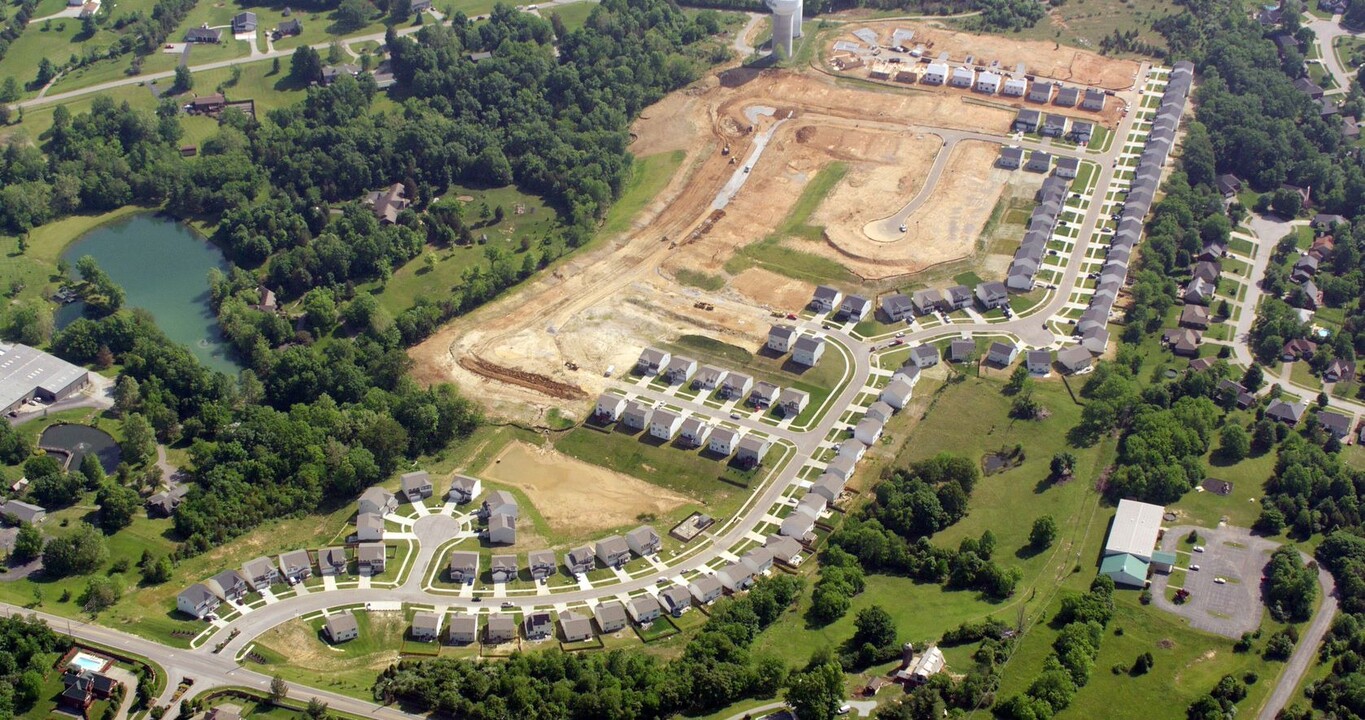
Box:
389;0;412;23
327;40;345;65
1006;364;1032;394
12;524;42;563
81;575;121;614
335;0;373;31
303;288;338;333
41;522;107;577
1219;423;1250;462
113;375;140;417
5;302;53;346
120;413;155;466
851;605;898;651
290;46;323;84
172;65;193;94
270;674;289;703
1030;515;1058;549
96;481;140;532
141;555;172;584
786;653;845;720
1243;364;1265;391
1050;451;1076;480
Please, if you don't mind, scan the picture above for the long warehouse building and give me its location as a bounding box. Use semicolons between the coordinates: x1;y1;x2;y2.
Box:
0;343;90;414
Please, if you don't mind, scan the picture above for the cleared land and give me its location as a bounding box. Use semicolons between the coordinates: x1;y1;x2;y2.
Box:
481;440;692;537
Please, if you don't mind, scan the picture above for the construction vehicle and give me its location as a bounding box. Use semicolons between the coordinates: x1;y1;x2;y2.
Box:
722;145;731;155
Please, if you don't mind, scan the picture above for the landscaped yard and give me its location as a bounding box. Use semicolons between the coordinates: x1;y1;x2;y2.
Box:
252;610;407;701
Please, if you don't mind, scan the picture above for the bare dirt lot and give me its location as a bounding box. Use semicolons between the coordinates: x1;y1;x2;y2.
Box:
837;21;1141;90
815;139;1011;278
481;441;692;537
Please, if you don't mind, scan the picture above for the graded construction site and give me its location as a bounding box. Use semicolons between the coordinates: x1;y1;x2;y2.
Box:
410;35;1141;422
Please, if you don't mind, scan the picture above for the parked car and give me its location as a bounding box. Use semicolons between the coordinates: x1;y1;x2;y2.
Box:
1193;546;1205;553
1190;564;1200;571
1214;577;1227;584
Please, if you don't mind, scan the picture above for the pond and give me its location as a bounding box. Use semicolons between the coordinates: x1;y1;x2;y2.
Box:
56;213;240;374
39;424;121;474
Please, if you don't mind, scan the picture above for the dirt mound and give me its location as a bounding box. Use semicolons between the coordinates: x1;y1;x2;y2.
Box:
459;356;588;400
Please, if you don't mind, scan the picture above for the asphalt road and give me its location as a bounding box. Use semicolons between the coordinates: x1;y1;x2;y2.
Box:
1259;561;1338;720
1307;17;1358;96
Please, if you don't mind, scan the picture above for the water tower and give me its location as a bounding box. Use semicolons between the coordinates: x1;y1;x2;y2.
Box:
766;0;800;57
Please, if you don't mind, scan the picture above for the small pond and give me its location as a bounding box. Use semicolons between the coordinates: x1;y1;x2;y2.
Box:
39;424;121;474
56;213;241;374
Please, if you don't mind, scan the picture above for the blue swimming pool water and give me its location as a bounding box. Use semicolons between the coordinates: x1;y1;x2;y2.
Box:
69;653;106;672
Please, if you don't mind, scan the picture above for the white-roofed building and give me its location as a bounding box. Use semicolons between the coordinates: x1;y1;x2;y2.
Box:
0;343;90;415
1104;499;1165;562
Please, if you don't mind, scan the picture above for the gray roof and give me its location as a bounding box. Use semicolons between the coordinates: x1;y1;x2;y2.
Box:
690;574;722;597
765;534;803;560
595;601;628;626
412;611;440;634
737;435;771;456
400;471;431;491
528;549;556;568
179;583;216;605
661;585;691;608
910;345;939;364
627;525;659;547
629;594;661;617
357;512;384;535
324;612;358;637
597;535;630;556
357;543;385;563
0;500;44;522
0;343;88;413
769;325;797;342
793;335;824;354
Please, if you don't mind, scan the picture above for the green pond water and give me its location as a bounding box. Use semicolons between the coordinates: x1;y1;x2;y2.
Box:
57;213;241;374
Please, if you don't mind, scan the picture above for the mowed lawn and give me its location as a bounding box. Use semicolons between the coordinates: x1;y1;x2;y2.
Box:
253;611;407;701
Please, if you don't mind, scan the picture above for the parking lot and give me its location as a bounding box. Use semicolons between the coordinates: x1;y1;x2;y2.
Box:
1149;524;1278;639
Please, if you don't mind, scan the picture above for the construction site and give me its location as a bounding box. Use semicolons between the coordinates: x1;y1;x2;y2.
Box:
409;26;1145;423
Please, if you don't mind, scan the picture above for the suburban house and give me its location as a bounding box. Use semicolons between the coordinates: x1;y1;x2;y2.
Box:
278;549;312;584
766;535;804;566
1013;108;1041;133
319;547;348;576
949;339;976;363
1025;150;1052;173
559;611;594;642
1325;359;1356;383
661;585;692;616
810;285;844;313
189;94;226;115
1281;338;1318;361
866;400;895;424
719;373;754;400
621;401;653;431
664;356;698;384
922;63;948;84
0;500;44;525
488;513;516;545
793;335;827;367
689;574;724;605
1292;254;1320;283
448;551;479;584
1182;277;1215;305
839;438;867;461
636;347;671;375
1002;77;1028;96
448;475;482;504
975;71;1001;93
1179;305;1211;330
207;569;248;602
679;417;712;447
523;611;554;640
1054;85;1080;107
811;473;846;503
411;611;441;641
1082;88;1106;111
485;615;517;644
593;602;630;634
597;535;632;568
1070;121;1094;144
447;615;478;644
232;11;256;32
768;325;798;353
177;584;221;619
797;493;828;522
627;525;662;556
1027;81;1053;103
1162;328;1201;357
840;295;873;321
854;417;884;446
1058;345;1093;374
708;427;740;456
400;471;433;502
357;543;385;574
906;646;946;685
184;25;222;43
879;377;913;410
356;512;384;542
998;146;1024;169
1041;113;1068;137
490;555;518;583
628;594;663;625
358;487;397;516
1055;156;1080;179
273;18;302;38
780;511;816;541
975;282;1009;310
692;366;727;391
145;490;183;518
565;545;595;575
950;65;975;88
736;435;771;468
242;556;279;590
762;386;807;423
882;293;914;321
482;491;519;520
1216;173;1243;198
717;561;756;591
1267;399;1307;425
909;345;939;368
649;409;684;441
59;668;118;713
750;382;781;407
1319;411;1352;440
365;183;410;224
986;342;1019;366
742;546;775;576
528;549;556;580
1026;350;1052;375
1217;380;1256;409
323;613;359;644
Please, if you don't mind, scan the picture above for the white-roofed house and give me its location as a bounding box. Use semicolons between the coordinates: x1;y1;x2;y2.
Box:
781;511;816;541
324;612;359;644
356;512;384;542
923;63;948;84
797;493;827;521
1104;499;1165;562
358;487;397;516
950;65;975;87
1002;77;1028;96
692;366;727;391
839;438;867;460
975;71;1001;93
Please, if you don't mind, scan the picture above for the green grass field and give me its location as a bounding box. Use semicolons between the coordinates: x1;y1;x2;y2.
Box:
954;0;1174;58
546;1;598;32
253;610;407;701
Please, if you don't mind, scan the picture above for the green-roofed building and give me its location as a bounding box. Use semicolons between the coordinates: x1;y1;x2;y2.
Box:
1101;553;1150;588
1150;551;1177;573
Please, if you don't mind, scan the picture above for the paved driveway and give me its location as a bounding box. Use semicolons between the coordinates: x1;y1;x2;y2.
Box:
1149;524;1277;639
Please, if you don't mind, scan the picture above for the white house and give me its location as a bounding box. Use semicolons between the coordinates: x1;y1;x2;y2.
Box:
866;401;895;424
840;295;872;321
177;584;221;619
777;388;809;418
448;475;482;504
909;345;939;368
717;561;755;591
923;63;948;84
975;71;1001;93
719;373;753;400
664;356;697;385
950;66;974;88
838;438;867;461
679;416;712;447
880;377;914;410
649;409;684;441
689;575;724;605
1002;77;1028;96
780;512;815;541
356;512;385;542
810;473;845;503
768;325;798;353
797;492;827;521
826;453;858;482
595;393;626;421
854;417;884;446
793;335;826;367
1026;349;1052;375
709;427;739;456
626;525;661;556
636;347;670;376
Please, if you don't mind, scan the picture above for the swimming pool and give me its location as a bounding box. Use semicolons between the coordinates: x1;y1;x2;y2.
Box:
68;651;110;673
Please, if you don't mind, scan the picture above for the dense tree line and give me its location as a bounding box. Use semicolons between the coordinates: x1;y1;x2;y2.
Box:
374;575;803;718
1263;546;1318;622
0;0;38;68
996;577;1115;720
0;614;68;717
